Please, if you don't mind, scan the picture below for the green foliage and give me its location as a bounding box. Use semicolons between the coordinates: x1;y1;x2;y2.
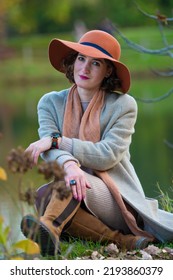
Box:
7;0;99;34
0;216;10;250
0;215;40;259
5;0;173;35
157;183;173;213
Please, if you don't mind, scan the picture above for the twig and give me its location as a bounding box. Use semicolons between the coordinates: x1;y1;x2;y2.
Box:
115;27;173;57
134;1;173;22
133;87;173;103
164;139;173;149
151;68;173;77
115;3;173;57
157;19;173;57
117;3;173;103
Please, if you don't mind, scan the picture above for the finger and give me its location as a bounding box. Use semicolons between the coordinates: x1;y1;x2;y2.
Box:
70;178;83;201
66;178;78;199
33;150;40;165
82;178;91;190
86;181;91;189
71;185;78;200
76;183;83;201
79;178;87;200
70;178;82;201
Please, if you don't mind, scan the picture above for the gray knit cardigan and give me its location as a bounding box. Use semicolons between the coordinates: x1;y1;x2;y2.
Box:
37;88;173;242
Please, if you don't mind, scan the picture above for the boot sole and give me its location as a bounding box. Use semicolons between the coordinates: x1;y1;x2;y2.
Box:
135;237;150;249
21;215;60;256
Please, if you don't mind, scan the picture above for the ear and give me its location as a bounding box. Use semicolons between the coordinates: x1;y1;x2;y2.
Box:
105;70;112;78
105;66;113;78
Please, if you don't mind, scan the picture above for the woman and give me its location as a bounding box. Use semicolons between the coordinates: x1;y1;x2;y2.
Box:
21;30;173;256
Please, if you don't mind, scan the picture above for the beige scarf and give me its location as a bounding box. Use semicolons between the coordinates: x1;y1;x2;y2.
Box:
63;85;154;240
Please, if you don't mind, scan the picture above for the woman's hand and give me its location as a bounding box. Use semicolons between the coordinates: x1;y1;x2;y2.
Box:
25;136;52;166
64;161;91;201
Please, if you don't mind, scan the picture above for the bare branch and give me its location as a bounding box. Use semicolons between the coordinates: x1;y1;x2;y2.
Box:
134;1;173;22
157;19;173;58
133;87;173;103
164;139;173;149
151;68;173;77
119;3;173;104
115;28;173;57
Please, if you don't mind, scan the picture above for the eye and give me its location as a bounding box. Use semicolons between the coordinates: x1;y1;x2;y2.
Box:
77;55;85;61
92;60;101;67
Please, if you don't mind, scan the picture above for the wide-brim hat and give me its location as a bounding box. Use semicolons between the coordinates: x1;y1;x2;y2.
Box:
49;30;131;93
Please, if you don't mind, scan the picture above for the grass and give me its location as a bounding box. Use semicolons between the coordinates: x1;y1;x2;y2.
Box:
59;238;104;260
41;238;173;260
156;183;173;212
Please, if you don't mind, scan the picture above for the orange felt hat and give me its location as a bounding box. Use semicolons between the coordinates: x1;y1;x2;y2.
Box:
49;30;130;93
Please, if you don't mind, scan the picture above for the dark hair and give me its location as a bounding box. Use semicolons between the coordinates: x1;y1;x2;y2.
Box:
63;52;78;83
62;52;122;92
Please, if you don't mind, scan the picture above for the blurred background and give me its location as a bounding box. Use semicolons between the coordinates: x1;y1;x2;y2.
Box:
0;0;173;241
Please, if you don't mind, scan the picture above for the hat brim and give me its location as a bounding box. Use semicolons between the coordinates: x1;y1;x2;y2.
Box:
49;39;130;93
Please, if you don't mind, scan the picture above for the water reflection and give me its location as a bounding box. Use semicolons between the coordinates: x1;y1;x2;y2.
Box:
132;112;173;198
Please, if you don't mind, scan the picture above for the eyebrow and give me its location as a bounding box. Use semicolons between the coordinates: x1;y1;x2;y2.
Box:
78;53;104;64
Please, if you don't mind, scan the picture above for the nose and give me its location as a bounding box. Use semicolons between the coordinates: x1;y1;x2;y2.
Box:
83;61;90;73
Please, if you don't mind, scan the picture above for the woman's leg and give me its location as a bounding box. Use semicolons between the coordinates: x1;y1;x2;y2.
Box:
65;207;152;250
84;172;131;234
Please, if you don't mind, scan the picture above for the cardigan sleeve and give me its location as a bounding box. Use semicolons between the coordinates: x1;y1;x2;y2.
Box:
37;91;80;167
71;95;138;171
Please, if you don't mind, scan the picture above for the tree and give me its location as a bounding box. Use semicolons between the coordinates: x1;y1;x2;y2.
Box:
6;0;99;34
3;0;173;36
114;3;173;149
0;1;21;39
115;3;173;103
0;0;21;58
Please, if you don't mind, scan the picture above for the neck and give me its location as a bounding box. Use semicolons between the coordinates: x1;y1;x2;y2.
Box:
77;87;97;102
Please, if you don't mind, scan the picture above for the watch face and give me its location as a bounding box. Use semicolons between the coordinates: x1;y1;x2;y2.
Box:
51;132;61;138
51;132;61;149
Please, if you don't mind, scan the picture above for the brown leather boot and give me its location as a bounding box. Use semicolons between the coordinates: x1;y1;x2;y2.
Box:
21;182;80;256
64;207;152;250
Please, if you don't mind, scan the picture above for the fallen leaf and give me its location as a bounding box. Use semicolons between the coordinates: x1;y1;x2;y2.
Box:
0;167;7;181
140;250;153;260
144;245;161;255
0;215;4;224
10;256;24;260
105;243;119;254
13;239;40;255
163;247;173;254
91;251;104;260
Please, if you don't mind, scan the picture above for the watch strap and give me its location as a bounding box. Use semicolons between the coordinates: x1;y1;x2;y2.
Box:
51;132;61;149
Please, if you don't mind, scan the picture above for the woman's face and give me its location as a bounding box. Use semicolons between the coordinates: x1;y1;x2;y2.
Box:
73;53;111;91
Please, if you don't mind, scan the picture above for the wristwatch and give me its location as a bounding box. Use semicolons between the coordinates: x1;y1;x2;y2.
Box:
51;132;61;149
